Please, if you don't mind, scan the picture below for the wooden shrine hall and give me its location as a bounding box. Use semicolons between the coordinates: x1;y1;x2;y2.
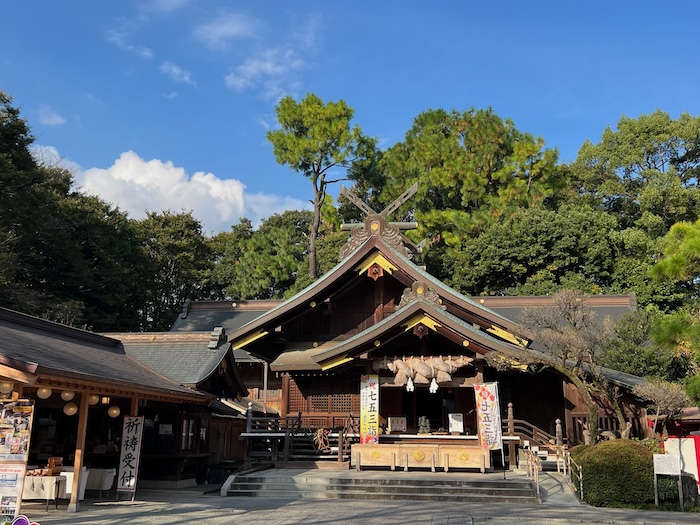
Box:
177;186;648;471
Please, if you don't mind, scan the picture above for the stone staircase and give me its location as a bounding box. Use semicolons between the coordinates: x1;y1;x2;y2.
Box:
225;470;540;503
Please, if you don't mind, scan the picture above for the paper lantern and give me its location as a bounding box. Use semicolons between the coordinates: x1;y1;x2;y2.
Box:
107;406;121;418
0;381;13;394
88;394;100;405
63;402;78;416
60;391;75;401
36;387;52;399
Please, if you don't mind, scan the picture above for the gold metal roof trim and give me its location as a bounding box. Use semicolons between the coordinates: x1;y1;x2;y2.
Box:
355;253;398;275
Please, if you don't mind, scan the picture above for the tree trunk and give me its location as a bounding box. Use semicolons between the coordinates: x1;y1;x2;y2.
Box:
309;182;322;279
563;371;600;443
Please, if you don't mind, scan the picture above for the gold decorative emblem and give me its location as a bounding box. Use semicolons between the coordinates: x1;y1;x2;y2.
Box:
459;452;470;462
414;450;425;461
371;450;381;460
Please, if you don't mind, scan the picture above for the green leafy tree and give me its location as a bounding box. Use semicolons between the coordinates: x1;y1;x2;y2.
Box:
573;110;700;232
377;108;565;245
602;310;693;381
215;210;312;300
135;211;213;330
449;205;617;295
0;92;147;329
649;218;700;369
209;218;254;299
267;93;374;279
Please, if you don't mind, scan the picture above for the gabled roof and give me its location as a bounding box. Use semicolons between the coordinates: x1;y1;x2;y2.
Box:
0;307;208;403
270;296;525;372
228;236;528;353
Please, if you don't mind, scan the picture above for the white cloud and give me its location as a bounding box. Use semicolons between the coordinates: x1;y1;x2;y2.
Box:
73;151;308;233
106;30;154;59
224;47;305;98
38;106;66;126
193;13;259;50
160;61;196;85
31;145;81;173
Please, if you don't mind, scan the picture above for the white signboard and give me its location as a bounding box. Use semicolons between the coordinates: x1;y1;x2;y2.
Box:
0;464;24;522
117;416;144;493
653;453;681;476
448;413;464;434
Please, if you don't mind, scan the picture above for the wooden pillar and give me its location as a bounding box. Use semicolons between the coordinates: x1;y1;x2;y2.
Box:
507;402;516;469
281;374;290;418
67;392;90;513
130;397;139;417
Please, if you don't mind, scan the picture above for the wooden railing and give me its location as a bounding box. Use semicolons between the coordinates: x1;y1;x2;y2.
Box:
242;408;359;464
522;447;542;501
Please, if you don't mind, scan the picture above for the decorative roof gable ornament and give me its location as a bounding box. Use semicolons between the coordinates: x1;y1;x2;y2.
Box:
338;183;423;260
397;280;446;310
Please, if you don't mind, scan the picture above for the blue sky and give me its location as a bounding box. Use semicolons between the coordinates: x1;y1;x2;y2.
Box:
2;1;699;234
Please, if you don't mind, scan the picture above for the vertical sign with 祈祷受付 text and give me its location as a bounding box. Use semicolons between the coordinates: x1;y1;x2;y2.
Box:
116;416;144;497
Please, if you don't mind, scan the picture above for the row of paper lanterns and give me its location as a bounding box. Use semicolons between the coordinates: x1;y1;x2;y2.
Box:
0;381;120;417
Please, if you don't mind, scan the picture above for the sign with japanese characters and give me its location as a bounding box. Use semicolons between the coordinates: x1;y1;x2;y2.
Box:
0;463;25;523
360;374;380;444
116;416;144;493
653;453;681;476
474;383;502;450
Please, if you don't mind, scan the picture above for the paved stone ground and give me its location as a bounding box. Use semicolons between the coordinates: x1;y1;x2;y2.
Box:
15;471;699;525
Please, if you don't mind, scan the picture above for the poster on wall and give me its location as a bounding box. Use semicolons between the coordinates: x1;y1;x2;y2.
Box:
360;374;379;444
0;401;34;463
116;416;144;495
0;400;34;521
474;383;502;450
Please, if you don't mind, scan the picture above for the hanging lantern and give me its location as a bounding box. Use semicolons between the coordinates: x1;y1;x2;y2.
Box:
60;391;75;401
88;394;100;405
107;406;121;418
0;381;13;395
63;402;78;416
36;387;52;399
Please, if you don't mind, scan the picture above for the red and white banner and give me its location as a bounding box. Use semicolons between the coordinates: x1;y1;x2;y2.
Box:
474;383;502;450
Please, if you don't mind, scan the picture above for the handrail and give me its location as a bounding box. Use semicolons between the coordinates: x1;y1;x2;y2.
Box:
503;418;559;450
561;450;584;501
522;448;541;501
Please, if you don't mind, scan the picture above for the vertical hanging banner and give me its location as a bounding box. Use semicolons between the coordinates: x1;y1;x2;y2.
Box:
474;383;503;450
360;374;380;444
117;416;144;494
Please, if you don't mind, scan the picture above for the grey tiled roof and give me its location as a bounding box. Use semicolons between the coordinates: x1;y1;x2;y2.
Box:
119;338;229;386
0;308;205;400
170;300;277;333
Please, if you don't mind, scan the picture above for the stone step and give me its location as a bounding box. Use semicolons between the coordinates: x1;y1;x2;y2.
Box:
227;475;539;503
